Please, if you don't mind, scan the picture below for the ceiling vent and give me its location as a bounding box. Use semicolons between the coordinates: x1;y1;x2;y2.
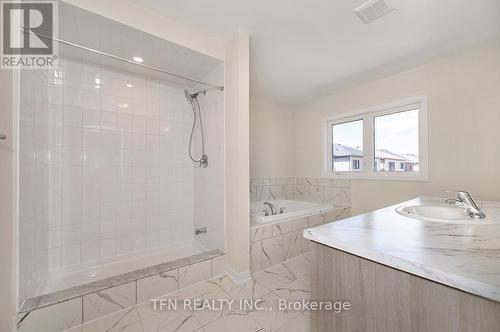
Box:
354;0;395;24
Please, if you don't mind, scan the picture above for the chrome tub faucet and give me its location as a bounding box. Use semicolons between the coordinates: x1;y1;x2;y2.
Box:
264;202;277;215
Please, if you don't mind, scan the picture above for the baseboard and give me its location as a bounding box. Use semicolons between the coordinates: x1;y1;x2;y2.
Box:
224;265;251;285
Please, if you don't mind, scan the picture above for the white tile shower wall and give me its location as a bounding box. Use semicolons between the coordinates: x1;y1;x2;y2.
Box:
19;69;51;304
193;64;225;251
19;53;197;302
51;56;195;266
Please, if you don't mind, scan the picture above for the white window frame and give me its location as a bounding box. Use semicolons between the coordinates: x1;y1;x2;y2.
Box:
322;96;428;181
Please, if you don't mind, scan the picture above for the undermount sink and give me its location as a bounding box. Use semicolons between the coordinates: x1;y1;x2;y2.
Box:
395;205;497;224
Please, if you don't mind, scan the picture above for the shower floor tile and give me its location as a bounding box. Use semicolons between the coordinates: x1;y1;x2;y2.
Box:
68;253;312;332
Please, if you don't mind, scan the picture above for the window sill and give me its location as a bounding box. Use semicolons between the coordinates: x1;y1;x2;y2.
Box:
324;172;429;182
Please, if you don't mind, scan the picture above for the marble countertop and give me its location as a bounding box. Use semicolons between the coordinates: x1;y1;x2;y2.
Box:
304;196;500;303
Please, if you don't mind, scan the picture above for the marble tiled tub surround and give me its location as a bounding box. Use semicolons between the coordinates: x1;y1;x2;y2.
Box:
250;177;296;201
17;250;226;332
250;177;351;206
250;177;351;272
250;207;350;273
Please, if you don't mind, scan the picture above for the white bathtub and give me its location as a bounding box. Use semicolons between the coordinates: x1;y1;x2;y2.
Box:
251;200;340;225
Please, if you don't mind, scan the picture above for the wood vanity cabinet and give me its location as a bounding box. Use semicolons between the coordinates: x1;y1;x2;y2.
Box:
310;241;500;332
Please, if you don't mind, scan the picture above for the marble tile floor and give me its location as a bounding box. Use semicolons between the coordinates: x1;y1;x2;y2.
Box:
65;253;311;332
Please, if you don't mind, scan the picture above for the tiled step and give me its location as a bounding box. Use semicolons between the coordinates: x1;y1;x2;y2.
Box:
17;250;226;332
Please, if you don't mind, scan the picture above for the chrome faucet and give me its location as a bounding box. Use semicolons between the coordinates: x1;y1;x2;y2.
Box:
263;202;277;215
445;190;486;219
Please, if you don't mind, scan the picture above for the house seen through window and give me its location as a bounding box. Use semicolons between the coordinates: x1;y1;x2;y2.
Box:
332;119;363;172
373;109;419;173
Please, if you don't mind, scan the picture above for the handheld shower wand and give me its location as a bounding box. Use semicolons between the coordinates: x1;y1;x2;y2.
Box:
185;90;208;168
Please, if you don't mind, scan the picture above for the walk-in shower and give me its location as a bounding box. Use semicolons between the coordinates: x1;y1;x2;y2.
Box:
185;89;209;168
17;1;225;311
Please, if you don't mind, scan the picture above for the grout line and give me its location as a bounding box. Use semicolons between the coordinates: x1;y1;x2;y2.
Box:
134;280;137;305
81;296;84;325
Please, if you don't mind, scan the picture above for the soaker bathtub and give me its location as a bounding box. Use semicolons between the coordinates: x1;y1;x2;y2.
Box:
251;200;341;225
249;200;350;273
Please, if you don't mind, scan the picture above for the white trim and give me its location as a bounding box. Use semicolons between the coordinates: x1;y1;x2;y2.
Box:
322;96;429;181
224;265;251;285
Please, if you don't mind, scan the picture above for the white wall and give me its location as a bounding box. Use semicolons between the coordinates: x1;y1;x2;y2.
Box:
294;39;500;215
193;63;225;251
224;30;250;277
250;96;295;178
0;70;17;332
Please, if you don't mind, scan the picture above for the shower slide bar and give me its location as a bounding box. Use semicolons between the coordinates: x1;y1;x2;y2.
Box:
22;29;224;91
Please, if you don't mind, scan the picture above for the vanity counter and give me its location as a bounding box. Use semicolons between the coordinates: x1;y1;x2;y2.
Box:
304;196;500;302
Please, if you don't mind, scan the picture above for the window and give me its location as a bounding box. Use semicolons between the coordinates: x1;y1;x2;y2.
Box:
374;109;419;173
331;119;363;172
352;159;361;170
323;96;428;181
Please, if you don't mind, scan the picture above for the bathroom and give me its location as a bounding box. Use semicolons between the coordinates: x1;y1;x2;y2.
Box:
1;0;500;331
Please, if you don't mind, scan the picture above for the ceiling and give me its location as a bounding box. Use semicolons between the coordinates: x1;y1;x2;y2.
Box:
131;0;500;105
58;1;223;90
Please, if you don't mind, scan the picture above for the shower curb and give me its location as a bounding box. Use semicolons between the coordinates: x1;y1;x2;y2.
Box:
18;249;225;324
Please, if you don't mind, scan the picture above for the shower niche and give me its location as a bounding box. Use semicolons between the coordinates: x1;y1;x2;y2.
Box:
17;0;225;313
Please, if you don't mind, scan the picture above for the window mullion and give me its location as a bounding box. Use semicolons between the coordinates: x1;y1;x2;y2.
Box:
325;122;332;174
364;114;374;175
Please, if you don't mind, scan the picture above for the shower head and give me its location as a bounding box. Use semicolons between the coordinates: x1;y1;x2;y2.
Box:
184;89;206;103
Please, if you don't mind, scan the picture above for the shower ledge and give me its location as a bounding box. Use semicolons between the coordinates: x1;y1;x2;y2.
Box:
19;249;225;314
